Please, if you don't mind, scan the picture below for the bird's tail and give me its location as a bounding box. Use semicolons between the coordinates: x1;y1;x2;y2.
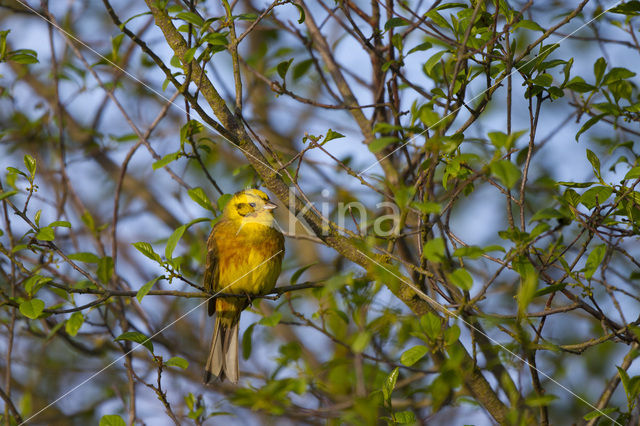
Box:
204;315;239;384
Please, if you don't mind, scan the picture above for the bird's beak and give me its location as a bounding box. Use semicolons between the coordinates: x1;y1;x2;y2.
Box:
263;202;277;210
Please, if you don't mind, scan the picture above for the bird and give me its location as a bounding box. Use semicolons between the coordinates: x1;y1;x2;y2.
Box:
203;188;284;384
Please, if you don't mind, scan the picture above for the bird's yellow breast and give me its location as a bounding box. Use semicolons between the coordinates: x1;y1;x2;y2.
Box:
214;221;284;295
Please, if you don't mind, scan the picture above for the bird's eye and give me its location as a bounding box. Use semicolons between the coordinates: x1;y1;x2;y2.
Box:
249;202;256;208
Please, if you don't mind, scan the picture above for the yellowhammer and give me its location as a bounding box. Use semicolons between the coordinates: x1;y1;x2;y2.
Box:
203;189;284;384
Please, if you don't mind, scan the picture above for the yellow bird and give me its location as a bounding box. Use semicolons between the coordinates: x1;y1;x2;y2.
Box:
203;189;284;384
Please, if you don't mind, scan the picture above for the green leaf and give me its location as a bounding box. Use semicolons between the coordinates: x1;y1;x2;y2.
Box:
512;19;544;32
0;30;7;58
586;149;601;180
412;200;441;214
323;129;345;143
23;154;36;177
114;331;154;353
444;324;460;345
610;1;640;15
420;312;441;340
603;67;636;85
530;73;553;87
292;58;313;80
530;207;565;222
565;76;596;93
184;392;195;411
400;345;428;366
24;275;51;297
618;366;631;401
563;188;580;206
534;282;567;297
11;244;27;253
517;266;538;313
18;391;31;418
290;262;317;285
624;166;640;180
180;120;204;142
99;415;126;426
583;407;617;421
382;367;399;401
617;366;640;406
277;58;293;80
488;130;526;150
136;277;160;303
624;103;640;112
452;245;484;259
423;50;446;74
165;225;186;259
201;32;228;46
81;210;95;232
368;136;399;153
68;252;101;263
558;181;596;188
294;3;305;23
0;190;18;201
509;258;536;311
65;312;84;336
408;41;432;54
394;410;417;424
532;222;552;241
584;244;606;280
6;167;26;178
132;242;162;263
176;11;204;27
580;186;613;209
183;46;197;64
351;331;371;353
446;268;473;290
562;57;575;86
97;256;114;284
19;299;44;319
393;185;416;210
31;212;41;229
110;133;138;142
575;114;605;141
490;160;521;189
9;50;38;64
384;17;408;30
258;311;282;327
236;13;258;21
188;187;214;211
49;221;71;228
110;33;124;61
420;106;441;128
531;222;552;240
525;394;558;407
152;152;181;170
35;227;55;241
486;244;506;253
242;323;256;360
426;9;451;28
422;237;445;263
165;356;189;369
594;57;606;85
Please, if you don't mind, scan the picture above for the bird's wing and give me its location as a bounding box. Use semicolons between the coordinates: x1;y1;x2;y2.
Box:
277;228;285;254
203;221;221;317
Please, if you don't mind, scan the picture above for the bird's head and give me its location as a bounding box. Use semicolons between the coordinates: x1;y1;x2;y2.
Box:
223;189;278;227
